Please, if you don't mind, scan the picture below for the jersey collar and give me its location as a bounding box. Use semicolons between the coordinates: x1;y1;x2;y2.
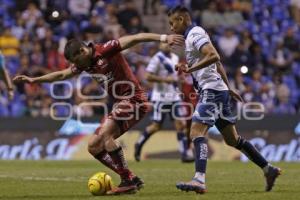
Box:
184;24;196;39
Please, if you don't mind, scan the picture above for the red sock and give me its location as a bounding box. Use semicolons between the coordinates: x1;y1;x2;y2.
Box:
108;147;134;180
94;151;119;174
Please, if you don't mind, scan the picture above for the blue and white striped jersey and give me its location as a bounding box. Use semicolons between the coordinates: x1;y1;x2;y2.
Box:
146;51;181;102
184;25;228;92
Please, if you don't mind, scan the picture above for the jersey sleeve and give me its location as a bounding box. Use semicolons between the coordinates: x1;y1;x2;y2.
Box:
190;27;210;50
146;55;160;74
98;40;122;58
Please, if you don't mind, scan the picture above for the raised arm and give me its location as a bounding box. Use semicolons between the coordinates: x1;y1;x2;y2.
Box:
118;33;184;50
13;68;75;84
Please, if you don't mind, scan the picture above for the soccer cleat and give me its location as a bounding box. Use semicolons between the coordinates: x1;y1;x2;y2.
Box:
134;143;141;162
176;178;207;194
264;166;282;192
106;179;137;195
132;176;145;190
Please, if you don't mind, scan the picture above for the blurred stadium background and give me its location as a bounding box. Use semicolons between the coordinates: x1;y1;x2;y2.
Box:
0;0;299;160
0;0;300;199
1;0;300;117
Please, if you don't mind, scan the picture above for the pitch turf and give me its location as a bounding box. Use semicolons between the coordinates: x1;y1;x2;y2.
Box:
0;160;299;200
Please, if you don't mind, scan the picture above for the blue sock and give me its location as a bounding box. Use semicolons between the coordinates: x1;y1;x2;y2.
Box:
193;137;208;174
235;137;268;168
136;130;151;148
177;132;188;157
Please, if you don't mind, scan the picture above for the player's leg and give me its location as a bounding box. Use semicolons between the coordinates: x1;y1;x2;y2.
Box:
108;96;150;192
134;101;163;161
218;122;282;191
184;119;196;161
88;118;138;194
176;121;209;193
172;102;193;162
88;122;119;175
176;89;221;194
174;119;193;162
217;88;281;192
134;121;161;161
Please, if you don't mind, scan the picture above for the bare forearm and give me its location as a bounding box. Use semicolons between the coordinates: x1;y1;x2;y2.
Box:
119;33;162;50
189;53;220;73
216;62;230;88
33;71;70;83
134;33;162;43
187;43;221;73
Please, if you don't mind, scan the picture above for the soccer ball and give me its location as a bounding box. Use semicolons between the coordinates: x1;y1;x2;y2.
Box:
88;172;114;195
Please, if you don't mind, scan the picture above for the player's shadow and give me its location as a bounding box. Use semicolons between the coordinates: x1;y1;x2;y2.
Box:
0;194;91;199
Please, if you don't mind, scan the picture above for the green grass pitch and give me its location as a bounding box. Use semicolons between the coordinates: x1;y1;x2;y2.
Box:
0;160;299;200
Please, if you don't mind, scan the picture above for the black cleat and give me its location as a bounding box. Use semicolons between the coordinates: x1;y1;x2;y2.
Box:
264;166;282;192
106;179;137;195
132;176;145;190
134;143;141;162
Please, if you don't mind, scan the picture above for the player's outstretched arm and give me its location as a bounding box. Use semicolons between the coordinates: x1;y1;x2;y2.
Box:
118;33;184;50
13;68;75;84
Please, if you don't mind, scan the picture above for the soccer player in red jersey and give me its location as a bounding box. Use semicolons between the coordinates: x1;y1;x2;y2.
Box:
13;33;184;195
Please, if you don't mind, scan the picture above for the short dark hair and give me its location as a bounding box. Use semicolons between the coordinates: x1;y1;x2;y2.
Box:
167;5;190;17
64;39;86;61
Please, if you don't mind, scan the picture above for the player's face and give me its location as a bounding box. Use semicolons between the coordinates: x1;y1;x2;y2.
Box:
70;46;92;67
168;13;185;35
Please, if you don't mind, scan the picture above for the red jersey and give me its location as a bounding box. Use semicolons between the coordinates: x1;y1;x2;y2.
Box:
71;40;144;100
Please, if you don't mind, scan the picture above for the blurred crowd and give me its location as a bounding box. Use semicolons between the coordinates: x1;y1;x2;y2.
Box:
0;0;299;118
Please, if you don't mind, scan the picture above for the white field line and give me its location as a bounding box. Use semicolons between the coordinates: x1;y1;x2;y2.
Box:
0;174;87;182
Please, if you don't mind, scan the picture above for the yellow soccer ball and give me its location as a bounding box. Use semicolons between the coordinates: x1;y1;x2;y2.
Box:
88;172;114;195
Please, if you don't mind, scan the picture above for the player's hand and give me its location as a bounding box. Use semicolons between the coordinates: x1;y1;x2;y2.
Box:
13;75;35;83
175;63;189;73
166;34;185;47
229;89;244;102
7;89;14;101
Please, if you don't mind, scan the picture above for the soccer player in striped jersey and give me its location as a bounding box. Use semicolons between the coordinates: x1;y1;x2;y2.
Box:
134;43;194;163
168;6;281;194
